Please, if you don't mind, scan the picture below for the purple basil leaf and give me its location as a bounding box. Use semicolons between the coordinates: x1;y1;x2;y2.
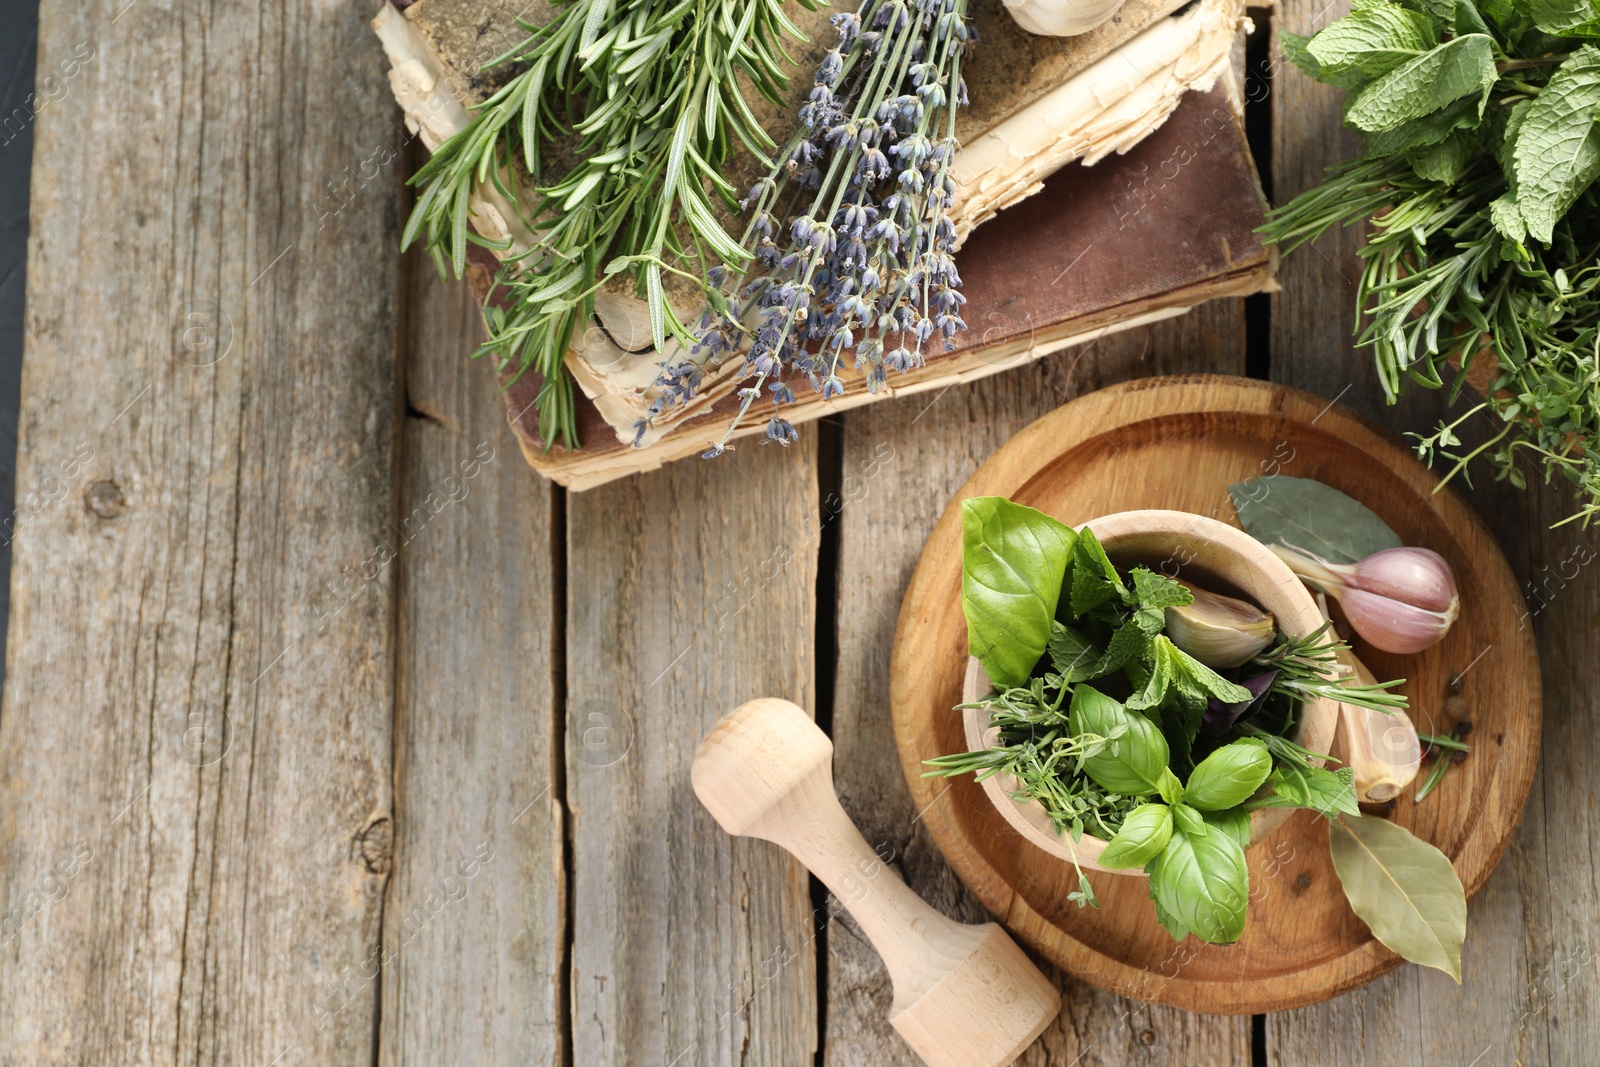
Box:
1202;670;1278;736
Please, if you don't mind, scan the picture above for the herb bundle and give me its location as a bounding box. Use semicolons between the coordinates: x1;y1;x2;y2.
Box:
927;498;1405;943
1263;0;1600;524
402;0;817;449
644;0;973;453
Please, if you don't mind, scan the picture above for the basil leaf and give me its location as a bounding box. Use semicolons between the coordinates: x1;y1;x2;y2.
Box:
1308;1;1439;79
1069;525;1124;616
1069;685;1169;796
1327;813;1466;980
1149;823;1250;944
1205;807;1253;852
1099;802;1173;869
1172;802;1209;837
1229;476;1402;564
1512;45;1600;244
1344;35;1497;134
960;497;1075;688
1157;767;1185;806
1245;765;1361;818
1047;621;1098;683
1184;738;1274;811
1148;878;1190;941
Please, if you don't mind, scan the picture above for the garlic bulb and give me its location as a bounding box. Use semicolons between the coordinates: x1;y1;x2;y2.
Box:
1164;580;1276;668
1271;545;1460;654
1002;0;1125;37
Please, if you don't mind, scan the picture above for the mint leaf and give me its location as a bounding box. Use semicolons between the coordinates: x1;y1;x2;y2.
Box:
1246;765;1361;817
1407;127;1475;182
1360;93;1483;156
1282;29;1373;89
1512;45;1600;243
1046;621;1099;683
1069;685;1169;796
1127;636;1252;712
1093;620;1150;678
1099;802;1173;869
1307;1;1439;78
1344;34;1497;133
1069;526;1124;616
1528;0;1600;36
1130;567;1192;610
960;497;1075;688
1184;738;1274;811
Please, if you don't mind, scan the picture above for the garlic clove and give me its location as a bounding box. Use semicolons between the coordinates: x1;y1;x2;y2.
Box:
1002;0;1125;36
1164;580;1276;668
1336;650;1421;802
1337;587;1457;655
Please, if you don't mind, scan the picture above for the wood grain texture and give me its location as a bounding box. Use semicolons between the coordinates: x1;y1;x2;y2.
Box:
826;306;1254;1064
565;445;822;1065
890;375;1539;1014
0;1;404;1063
1266;0;1579;1060
380;251;564;1065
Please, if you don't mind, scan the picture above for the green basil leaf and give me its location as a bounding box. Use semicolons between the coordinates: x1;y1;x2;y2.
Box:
1172;802;1209;837
1069;685;1169;796
1205;807;1253;852
1245;765;1360;818
1512;45;1600;244
960;497;1076;688
1149;823;1250;944
1308;1;1439;78
1328;813;1466;980
1047;621;1099;683
1148;878;1191;941
1229;475;1402;564
1184;738;1274;811
1344;34;1497;133
1099;803;1173;869
1157;767;1185;806
1069;525;1125;616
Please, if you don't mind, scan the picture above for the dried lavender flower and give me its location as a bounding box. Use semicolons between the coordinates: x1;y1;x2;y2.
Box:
643;0;973;452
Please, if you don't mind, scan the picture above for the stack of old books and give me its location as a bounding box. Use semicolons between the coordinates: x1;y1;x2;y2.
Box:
374;0;1273;488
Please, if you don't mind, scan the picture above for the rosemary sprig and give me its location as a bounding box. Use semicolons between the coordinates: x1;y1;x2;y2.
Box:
1251;623;1409;713
402;0;817;449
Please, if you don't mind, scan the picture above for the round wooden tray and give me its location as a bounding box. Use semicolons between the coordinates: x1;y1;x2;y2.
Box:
889;375;1541;1015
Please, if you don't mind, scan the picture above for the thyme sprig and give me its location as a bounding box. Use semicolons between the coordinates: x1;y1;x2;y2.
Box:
402;0;818;449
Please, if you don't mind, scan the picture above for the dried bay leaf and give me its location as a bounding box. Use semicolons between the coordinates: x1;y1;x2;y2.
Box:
1229;475;1402;563
1328;812;1466;981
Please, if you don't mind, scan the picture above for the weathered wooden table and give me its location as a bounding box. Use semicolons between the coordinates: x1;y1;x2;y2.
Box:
0;1;1588;1064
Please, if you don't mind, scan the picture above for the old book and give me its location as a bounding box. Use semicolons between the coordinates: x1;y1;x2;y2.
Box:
373;0;1272;488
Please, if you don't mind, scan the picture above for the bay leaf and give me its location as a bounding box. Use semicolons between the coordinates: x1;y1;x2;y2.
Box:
1229;475;1402;564
1328;813;1466;981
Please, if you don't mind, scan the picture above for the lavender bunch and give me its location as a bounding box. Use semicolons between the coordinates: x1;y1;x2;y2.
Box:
641;0;973;454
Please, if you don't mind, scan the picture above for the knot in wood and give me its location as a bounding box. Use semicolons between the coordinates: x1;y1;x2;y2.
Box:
85;480;126;519
355;815;393;875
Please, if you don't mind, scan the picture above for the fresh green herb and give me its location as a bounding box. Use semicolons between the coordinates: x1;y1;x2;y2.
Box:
1263;1;1600;524
401;0;817;449
930;498;1422;944
1415;728;1473;801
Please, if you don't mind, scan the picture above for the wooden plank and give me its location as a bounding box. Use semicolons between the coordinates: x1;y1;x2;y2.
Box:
825;302;1254;1064
1266;1;1573;1062
0;1;404;1064
566;446;821;1064
379;250;564;1063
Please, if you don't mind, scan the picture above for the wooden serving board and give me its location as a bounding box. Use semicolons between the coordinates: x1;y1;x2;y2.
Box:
889;374;1542;1015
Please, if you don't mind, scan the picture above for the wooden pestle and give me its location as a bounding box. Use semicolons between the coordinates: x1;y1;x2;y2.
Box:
691;698;1061;1067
